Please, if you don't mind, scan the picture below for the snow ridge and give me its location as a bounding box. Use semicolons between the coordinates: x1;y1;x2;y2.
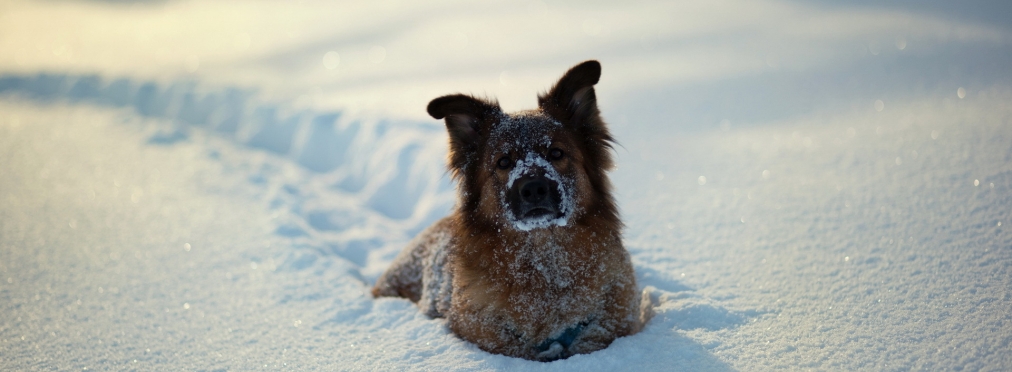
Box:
0;71;455;277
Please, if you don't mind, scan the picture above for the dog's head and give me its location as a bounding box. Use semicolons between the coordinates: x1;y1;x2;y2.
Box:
428;60;618;232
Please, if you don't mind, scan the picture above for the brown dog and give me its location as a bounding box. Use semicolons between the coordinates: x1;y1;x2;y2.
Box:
372;60;641;361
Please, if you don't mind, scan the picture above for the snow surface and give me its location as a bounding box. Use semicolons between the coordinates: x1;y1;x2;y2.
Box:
2;0;1011;370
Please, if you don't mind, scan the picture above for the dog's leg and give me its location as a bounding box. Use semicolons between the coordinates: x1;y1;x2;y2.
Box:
567;252;641;355
371;238;426;302
418;233;453;317
371;217;456;306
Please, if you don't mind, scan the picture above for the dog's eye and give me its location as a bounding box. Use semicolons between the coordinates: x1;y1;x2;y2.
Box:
548;148;564;161
497;156;512;169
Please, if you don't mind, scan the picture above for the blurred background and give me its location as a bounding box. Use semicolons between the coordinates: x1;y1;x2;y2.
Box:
4;0;1010;132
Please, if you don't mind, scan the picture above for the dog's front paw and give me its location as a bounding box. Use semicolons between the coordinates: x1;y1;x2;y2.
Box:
640;285;661;325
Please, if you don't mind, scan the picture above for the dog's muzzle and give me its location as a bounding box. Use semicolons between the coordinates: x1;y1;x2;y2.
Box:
509;175;563;221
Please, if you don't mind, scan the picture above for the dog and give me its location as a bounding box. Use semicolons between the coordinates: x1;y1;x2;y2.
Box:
372;60;642;361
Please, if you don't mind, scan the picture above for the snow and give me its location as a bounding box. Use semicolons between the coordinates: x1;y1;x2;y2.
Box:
2;0;1011;370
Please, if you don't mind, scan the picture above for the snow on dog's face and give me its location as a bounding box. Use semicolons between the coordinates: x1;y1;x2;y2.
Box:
490;111;576;231
428;61;618;232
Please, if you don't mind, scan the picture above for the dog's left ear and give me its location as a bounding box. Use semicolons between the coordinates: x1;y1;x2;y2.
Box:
541;60;616;175
538;60;602;127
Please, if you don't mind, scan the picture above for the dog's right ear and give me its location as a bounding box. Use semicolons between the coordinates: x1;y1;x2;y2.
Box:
428;94;485;144
427;94;500;170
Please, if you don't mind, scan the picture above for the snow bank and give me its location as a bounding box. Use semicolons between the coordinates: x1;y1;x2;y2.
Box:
0;70;454;241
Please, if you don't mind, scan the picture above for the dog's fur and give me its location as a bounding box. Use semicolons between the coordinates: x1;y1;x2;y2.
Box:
372;60;641;361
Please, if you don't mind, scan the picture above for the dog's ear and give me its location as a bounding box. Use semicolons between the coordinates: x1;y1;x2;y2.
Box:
538;60;602;126
427;94;500;170
541;60;616;176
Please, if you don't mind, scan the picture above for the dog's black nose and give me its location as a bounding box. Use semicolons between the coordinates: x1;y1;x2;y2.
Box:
519;179;549;203
509;176;562;221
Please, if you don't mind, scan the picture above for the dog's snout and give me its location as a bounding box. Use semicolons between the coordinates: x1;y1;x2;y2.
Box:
509;176;562;221
520;179;549;203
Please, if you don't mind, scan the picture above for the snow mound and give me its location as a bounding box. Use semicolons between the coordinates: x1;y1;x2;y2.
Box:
0;72;455;273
